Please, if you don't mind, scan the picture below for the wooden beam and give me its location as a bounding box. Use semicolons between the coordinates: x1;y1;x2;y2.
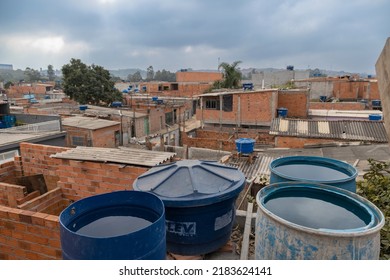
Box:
240;202;253;260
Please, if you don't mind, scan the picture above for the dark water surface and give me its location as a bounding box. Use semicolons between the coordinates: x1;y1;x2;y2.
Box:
274;163;350;181
75;215;153;237
264;195;367;230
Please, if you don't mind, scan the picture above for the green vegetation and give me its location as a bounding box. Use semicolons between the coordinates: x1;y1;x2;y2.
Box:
61;58;122;105
271;80;296;89
215;60;242;89
357;159;390;260
127;71;143;82
47;64;56;81
23;67;41;82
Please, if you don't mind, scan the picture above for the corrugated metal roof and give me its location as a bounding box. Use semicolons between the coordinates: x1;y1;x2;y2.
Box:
224;154;274;182
62;116;120;130
270;118;388;142
51;146;176;167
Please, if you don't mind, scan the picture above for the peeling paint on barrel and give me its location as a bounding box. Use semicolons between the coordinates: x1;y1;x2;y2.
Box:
255;182;384;260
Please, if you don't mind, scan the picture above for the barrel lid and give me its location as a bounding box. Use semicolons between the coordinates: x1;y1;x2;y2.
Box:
235;138;255;144
133;160;245;207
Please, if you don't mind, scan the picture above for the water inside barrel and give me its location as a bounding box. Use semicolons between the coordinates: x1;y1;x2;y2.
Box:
75;216;152;237
274;163;349;181
69;206;157;238
264;195;368;230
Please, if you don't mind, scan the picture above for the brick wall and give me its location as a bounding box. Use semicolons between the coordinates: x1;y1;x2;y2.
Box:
309;102;366;110
0;161;17;184
183;129;275;151
367;82;380;100
0;142;151;259
198;90;278;126
176;72;222;83
19;143;148;202
0;183;26;207
333;80;380;101
7;84;50;99
275;136;337;148
91;125;120;148
20;143;69;191
138;81;213;98
173;83;214;98
182;132;235;151
333;81;364;100
148;108;165;133
56;160;147;202
63;125;120;148
277;90;309;118
0;205;61;259
17;187;70;216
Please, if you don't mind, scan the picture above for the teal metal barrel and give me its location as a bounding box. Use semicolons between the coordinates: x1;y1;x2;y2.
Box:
255;182;384;260
269;156;358;192
59;190;166;260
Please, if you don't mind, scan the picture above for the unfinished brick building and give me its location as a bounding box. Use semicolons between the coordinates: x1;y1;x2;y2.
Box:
0;143;176;259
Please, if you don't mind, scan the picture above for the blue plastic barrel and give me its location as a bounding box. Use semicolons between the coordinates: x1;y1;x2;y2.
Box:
133;160;246;256
255;182;384;259
277;108;288;118
369;114;382;121
372;100;381;107
112;101;122;107
319;95;327;102
79;105;88;111
152;96;158;101
242;83;254;90
235;138;255;154
269;156;358;192
59;190;166;260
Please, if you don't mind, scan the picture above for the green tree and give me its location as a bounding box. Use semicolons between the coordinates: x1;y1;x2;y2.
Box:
47;64;56;81
24;67;41;82
128;71;143;82
357;159;390;259
146;65;154;81
154;69;176;82
218;61;242;89
61;58;122;105
4;81;13;89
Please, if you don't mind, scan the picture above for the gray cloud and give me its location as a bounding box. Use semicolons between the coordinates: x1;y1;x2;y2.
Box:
0;0;388;74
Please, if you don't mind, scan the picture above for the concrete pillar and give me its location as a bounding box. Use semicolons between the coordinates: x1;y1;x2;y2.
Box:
375;37;390;141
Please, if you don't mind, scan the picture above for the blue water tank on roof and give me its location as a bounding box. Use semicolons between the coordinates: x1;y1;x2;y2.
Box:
133;160;245;256
112;101;122;107
369;114;382;121
277;107;288;118
235;138;255;154
372;100;381;107
242;83;254;90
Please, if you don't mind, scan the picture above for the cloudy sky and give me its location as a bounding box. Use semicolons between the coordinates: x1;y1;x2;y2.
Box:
0;0;389;74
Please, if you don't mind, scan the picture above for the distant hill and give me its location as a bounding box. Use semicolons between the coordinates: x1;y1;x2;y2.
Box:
109;69;147;80
239;67;372;78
